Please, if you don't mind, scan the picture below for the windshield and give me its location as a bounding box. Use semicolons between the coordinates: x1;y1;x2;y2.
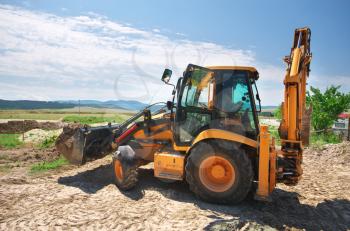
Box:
180;66;213;108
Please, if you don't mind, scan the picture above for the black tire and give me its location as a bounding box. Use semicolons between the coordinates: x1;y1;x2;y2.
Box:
112;151;138;190
185;141;253;204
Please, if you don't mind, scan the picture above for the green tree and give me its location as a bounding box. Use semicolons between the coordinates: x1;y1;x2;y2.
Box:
306;85;350;132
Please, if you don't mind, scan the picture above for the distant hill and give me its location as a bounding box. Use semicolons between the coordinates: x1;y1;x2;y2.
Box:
0;99;148;111
0;99;277;112
0;99;75;110
261;105;278;110
57;100;148;111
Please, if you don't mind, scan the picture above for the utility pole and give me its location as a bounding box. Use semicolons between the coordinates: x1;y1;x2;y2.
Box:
348;115;350;141
79;99;81;117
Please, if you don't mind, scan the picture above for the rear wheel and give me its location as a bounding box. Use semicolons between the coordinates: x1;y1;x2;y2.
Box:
185;141;253;204
112;152;138;190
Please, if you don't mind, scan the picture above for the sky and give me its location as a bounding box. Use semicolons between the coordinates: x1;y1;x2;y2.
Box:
0;0;349;105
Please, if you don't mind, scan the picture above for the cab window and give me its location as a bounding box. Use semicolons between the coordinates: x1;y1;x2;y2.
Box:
215;70;257;138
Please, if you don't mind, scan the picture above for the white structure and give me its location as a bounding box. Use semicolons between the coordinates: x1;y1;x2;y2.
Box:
332;118;349;140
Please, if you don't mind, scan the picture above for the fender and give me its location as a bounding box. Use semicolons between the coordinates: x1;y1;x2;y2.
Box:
188;129;258;153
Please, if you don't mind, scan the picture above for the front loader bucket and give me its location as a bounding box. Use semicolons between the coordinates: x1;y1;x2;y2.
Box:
55;124;118;165
55;106;159;165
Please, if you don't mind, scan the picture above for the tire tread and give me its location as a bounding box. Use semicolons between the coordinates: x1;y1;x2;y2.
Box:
113;154;138;190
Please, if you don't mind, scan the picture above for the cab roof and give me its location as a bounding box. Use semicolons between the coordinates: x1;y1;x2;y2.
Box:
206;66;259;80
207;66;257;72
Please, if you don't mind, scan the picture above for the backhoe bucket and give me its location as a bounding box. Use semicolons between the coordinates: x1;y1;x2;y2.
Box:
55;124;117;165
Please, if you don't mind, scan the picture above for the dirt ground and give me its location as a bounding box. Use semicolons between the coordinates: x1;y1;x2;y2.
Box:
0;147;60;168
0;142;349;230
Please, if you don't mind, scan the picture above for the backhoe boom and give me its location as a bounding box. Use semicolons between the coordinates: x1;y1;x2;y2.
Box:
278;27;312;184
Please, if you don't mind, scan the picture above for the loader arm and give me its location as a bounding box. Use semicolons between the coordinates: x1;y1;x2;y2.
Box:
56;104;167;165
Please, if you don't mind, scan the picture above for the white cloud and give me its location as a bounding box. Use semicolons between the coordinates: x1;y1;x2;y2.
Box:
309;74;350;93
0;4;261;103
1;4;344;106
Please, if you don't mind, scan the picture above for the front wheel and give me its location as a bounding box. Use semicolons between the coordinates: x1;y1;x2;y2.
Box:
185;141;253;204
112;151;138;190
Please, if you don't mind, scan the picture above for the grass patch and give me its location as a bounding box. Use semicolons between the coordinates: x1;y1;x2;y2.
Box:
38;135;58;149
62;115;127;124
30;156;68;172
0;112;119;120
0;108;133;120
269;128;281;146
310;132;342;148
0;134;23;149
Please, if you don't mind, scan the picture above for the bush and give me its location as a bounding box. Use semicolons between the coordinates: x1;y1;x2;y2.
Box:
39;135;58;149
0;134;23;148
259;111;274;117
273;105;282;120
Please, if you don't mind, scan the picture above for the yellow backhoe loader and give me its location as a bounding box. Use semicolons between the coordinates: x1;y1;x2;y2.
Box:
56;27;312;203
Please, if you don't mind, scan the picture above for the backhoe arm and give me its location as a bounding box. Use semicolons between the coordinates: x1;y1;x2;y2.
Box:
278;27;312;185
255;27;312;201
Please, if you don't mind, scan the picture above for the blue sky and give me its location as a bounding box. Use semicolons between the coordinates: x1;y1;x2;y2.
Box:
0;0;349;105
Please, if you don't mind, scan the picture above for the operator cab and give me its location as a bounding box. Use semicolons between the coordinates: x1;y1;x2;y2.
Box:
163;64;261;146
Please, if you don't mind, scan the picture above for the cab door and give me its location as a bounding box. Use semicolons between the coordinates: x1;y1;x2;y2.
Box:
175;64;214;146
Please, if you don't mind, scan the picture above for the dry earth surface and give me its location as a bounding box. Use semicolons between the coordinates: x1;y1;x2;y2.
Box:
0;142;349;230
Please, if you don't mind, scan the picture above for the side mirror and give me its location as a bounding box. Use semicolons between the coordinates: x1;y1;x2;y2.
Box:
166;101;174;110
161;69;172;83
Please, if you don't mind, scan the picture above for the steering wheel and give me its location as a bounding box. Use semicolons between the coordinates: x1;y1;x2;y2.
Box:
198;102;208;108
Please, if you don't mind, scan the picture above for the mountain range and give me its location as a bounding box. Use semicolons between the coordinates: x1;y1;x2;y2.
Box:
0;99;276;111
0;99;148;111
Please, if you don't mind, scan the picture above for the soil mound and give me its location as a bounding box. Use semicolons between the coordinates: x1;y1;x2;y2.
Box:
307;141;350;166
0;120;66;134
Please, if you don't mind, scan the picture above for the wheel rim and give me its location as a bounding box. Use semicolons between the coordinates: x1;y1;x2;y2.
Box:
199;156;235;192
114;159;123;181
